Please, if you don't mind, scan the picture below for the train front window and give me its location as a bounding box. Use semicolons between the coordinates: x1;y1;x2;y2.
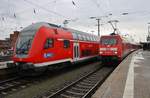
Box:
16;30;34;55
15;22;50;57
101;38;117;45
44;38;54;49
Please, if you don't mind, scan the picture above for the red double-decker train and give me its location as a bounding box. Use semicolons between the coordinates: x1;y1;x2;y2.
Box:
13;22;99;74
99;33;139;63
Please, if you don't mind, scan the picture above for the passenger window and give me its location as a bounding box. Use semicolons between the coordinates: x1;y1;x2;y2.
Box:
81;35;84;40
72;32;78;40
85;36;88;41
94;37;96;41
87;36;90;41
83;35;86;41
64;40;70;48
78;34;82;40
92;36;95;41
44;38;54;49
90;36;93;41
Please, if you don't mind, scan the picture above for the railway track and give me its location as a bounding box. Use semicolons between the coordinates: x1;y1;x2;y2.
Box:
0;62;114;98
0;76;33;97
36;66;114;98
0;61;100;98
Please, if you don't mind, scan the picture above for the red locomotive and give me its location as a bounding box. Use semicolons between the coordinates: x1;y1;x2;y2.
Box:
13;22;99;74
99;33;138;63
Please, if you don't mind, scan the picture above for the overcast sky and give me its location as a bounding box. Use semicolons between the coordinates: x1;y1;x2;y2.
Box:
0;0;150;42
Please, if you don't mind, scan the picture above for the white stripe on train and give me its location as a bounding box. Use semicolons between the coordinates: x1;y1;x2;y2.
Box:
34;55;98;67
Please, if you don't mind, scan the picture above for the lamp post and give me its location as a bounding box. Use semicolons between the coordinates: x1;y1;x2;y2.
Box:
147;23;150;42
148;23;150;34
90;17;100;36
97;18;100;36
90;15;109;36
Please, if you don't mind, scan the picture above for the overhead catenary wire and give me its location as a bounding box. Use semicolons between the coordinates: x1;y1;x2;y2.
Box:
0;0;58;16
72;0;76;6
0;0;68;33
1;0;81;39
89;0;106;15
23;0;70;19
0;0;71;25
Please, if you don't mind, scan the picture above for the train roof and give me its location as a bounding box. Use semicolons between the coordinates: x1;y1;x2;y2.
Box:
21;22;51;32
101;34;138;44
21;22;99;41
101;34;120;38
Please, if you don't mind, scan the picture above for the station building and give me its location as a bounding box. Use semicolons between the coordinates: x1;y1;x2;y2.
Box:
0;31;19;52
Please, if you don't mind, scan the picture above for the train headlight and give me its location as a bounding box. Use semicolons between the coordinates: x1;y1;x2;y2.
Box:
100;52;103;54
114;51;118;54
110;48;118;51
100;48;106;51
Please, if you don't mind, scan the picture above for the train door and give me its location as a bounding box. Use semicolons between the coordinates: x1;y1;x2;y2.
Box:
73;42;80;62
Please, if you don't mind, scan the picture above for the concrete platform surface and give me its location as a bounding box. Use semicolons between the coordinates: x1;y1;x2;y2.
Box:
92;50;150;98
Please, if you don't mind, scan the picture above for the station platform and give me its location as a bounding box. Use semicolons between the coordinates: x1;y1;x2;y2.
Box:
92;50;150;98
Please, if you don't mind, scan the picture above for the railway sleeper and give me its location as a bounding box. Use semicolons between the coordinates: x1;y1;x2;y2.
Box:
11;88;17;91
65;90;85;96
5;83;14;87
76;84;92;89
82;79;97;83
86;77;97;81
12;81;21;84
88;74;98;78
79;81;95;86
0;85;14;91
71;87;90;92
67;88;87;93
90;73;99;76
73;85;91;90
1;91;7;95
61;93;78;98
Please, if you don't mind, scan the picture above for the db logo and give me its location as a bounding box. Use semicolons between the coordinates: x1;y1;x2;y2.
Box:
44;53;53;58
